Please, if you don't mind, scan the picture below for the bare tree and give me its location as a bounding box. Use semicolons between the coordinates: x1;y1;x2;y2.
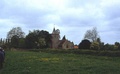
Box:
84;27;99;42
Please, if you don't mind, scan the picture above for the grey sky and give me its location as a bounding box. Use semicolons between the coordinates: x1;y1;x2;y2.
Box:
0;0;120;44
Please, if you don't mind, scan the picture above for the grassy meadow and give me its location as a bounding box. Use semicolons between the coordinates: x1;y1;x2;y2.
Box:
0;50;120;74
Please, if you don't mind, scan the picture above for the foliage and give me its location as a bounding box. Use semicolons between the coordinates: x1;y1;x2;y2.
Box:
114;42;120;50
25;30;51;49
2;26;120;51
25;31;37;49
78;39;91;49
115;42;120;46
84;27;99;42
99;42;104;50
35;38;46;48
90;42;100;50
96;38;101;44
18;38;26;48
11;35;19;48
118;45;120;50
103;44;114;51
5;27;26;49
7;27;25;39
5;27;51;49
1;39;11;49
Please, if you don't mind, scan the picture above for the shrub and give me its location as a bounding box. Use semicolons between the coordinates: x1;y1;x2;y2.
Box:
103;44;114;51
117;45;120;50
78;39;91;49
90;42;100;50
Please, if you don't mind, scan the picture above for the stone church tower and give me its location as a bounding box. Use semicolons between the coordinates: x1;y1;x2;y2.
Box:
51;27;74;49
51;27;60;48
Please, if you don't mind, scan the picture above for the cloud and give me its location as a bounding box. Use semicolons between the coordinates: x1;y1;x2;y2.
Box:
100;0;120;42
0;0;120;44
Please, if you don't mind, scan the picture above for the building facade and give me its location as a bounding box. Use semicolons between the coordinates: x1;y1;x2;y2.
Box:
51;28;74;49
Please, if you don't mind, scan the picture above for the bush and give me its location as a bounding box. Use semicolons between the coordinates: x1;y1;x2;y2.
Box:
103;44;114;51
90;42;100;50
79;39;91;49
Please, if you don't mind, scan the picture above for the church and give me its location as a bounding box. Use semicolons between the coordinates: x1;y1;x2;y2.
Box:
51;27;74;49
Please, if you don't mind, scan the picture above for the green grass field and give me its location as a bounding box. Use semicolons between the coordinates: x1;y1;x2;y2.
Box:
0;50;120;74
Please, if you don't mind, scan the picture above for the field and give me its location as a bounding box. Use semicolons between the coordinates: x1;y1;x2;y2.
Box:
1;50;120;74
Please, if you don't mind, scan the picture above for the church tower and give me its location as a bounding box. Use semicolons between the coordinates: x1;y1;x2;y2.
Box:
51;27;60;49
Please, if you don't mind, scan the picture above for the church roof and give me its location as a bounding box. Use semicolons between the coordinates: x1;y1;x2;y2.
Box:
58;40;66;47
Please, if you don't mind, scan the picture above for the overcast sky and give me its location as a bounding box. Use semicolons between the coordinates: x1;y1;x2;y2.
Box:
0;0;120;44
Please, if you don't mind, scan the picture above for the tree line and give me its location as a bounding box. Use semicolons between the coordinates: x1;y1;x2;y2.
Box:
0;27;120;51
0;27;51;49
79;27;120;51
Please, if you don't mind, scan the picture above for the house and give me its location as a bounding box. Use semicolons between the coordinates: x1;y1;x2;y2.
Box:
51;27;74;49
74;45;78;49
